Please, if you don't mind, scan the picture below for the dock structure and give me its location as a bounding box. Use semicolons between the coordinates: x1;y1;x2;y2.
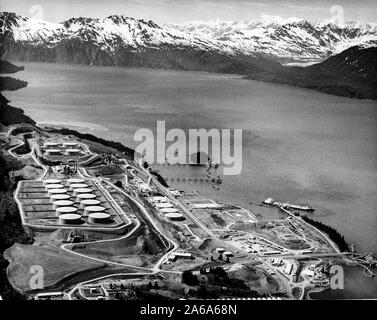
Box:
166;176;219;183
263;197;314;212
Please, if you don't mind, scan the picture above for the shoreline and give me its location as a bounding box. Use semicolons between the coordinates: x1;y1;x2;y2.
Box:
3;120;376;300
37;121;109;132
9;59;245;80
2;59;376;299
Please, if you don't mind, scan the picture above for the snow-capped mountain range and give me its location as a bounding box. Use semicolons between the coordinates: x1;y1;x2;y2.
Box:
1;12;376;64
167;15;377;61
0;12;251;57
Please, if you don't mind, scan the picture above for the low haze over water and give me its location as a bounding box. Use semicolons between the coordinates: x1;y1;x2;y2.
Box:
5;63;377;297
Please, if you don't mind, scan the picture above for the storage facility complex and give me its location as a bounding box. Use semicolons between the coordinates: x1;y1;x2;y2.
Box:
16;177;132;233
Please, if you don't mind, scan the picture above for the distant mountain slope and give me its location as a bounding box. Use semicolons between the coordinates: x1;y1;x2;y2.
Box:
0;60;33;126
1;11;376;67
0;60;24;74
168;16;377;62
1;12;376;99
0;12;278;73
247;46;377;99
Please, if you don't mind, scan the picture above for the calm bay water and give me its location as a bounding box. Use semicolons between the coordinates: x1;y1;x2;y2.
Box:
5;61;377;298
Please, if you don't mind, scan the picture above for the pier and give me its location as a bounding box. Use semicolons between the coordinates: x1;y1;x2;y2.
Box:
348;252;377;278
166;176;219;184
263;197;314;212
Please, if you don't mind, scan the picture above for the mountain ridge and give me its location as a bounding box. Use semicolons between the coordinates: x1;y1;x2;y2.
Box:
2;12;376;63
167;15;377;62
1;11;280;74
1;12;376;99
246;46;377;99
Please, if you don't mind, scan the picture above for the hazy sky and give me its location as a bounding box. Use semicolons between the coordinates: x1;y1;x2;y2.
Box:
1;0;376;24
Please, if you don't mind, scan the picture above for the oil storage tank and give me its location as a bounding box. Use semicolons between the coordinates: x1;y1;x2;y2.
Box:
88;212;110;224
53;200;74;209
59;213;82;225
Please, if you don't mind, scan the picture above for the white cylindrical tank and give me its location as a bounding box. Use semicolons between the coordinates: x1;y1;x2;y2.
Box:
84;205;106;215
160;208;179;214
43;178;62;186
45;183;64;191
156;202;173;208
50;194;70;203
66;178;85;186
53;200;74;209
48;188;68;196
79;199;101;209
72;188;92;196
88;212;110;224
56;206;78;216
69;183;88;190
59;213;82;225
165;212;185;221
76;193;97;201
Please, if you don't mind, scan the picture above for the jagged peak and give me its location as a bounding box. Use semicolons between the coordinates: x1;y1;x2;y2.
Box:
2;11;376;63
107;14;134;24
170;15;375;32
257;14;303;27
0;11;23;28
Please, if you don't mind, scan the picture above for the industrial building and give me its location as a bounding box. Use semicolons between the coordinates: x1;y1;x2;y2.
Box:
284;262;294;275
190;199;221;209
45;149;62;156
168;252;193;261
43;142;60;148
223;251;234;257
65;148;81;156
150;196;168;202
63;142;78;148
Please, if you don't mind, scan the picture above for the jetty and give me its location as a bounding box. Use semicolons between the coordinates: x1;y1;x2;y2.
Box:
263;197;314;212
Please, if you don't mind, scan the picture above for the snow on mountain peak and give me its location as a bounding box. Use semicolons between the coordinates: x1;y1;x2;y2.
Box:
167;15;377;61
257;14;302;26
1;11;376;62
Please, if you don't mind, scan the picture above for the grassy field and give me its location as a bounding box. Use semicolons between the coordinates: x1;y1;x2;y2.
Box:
68;225;166;268
4;243;105;293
